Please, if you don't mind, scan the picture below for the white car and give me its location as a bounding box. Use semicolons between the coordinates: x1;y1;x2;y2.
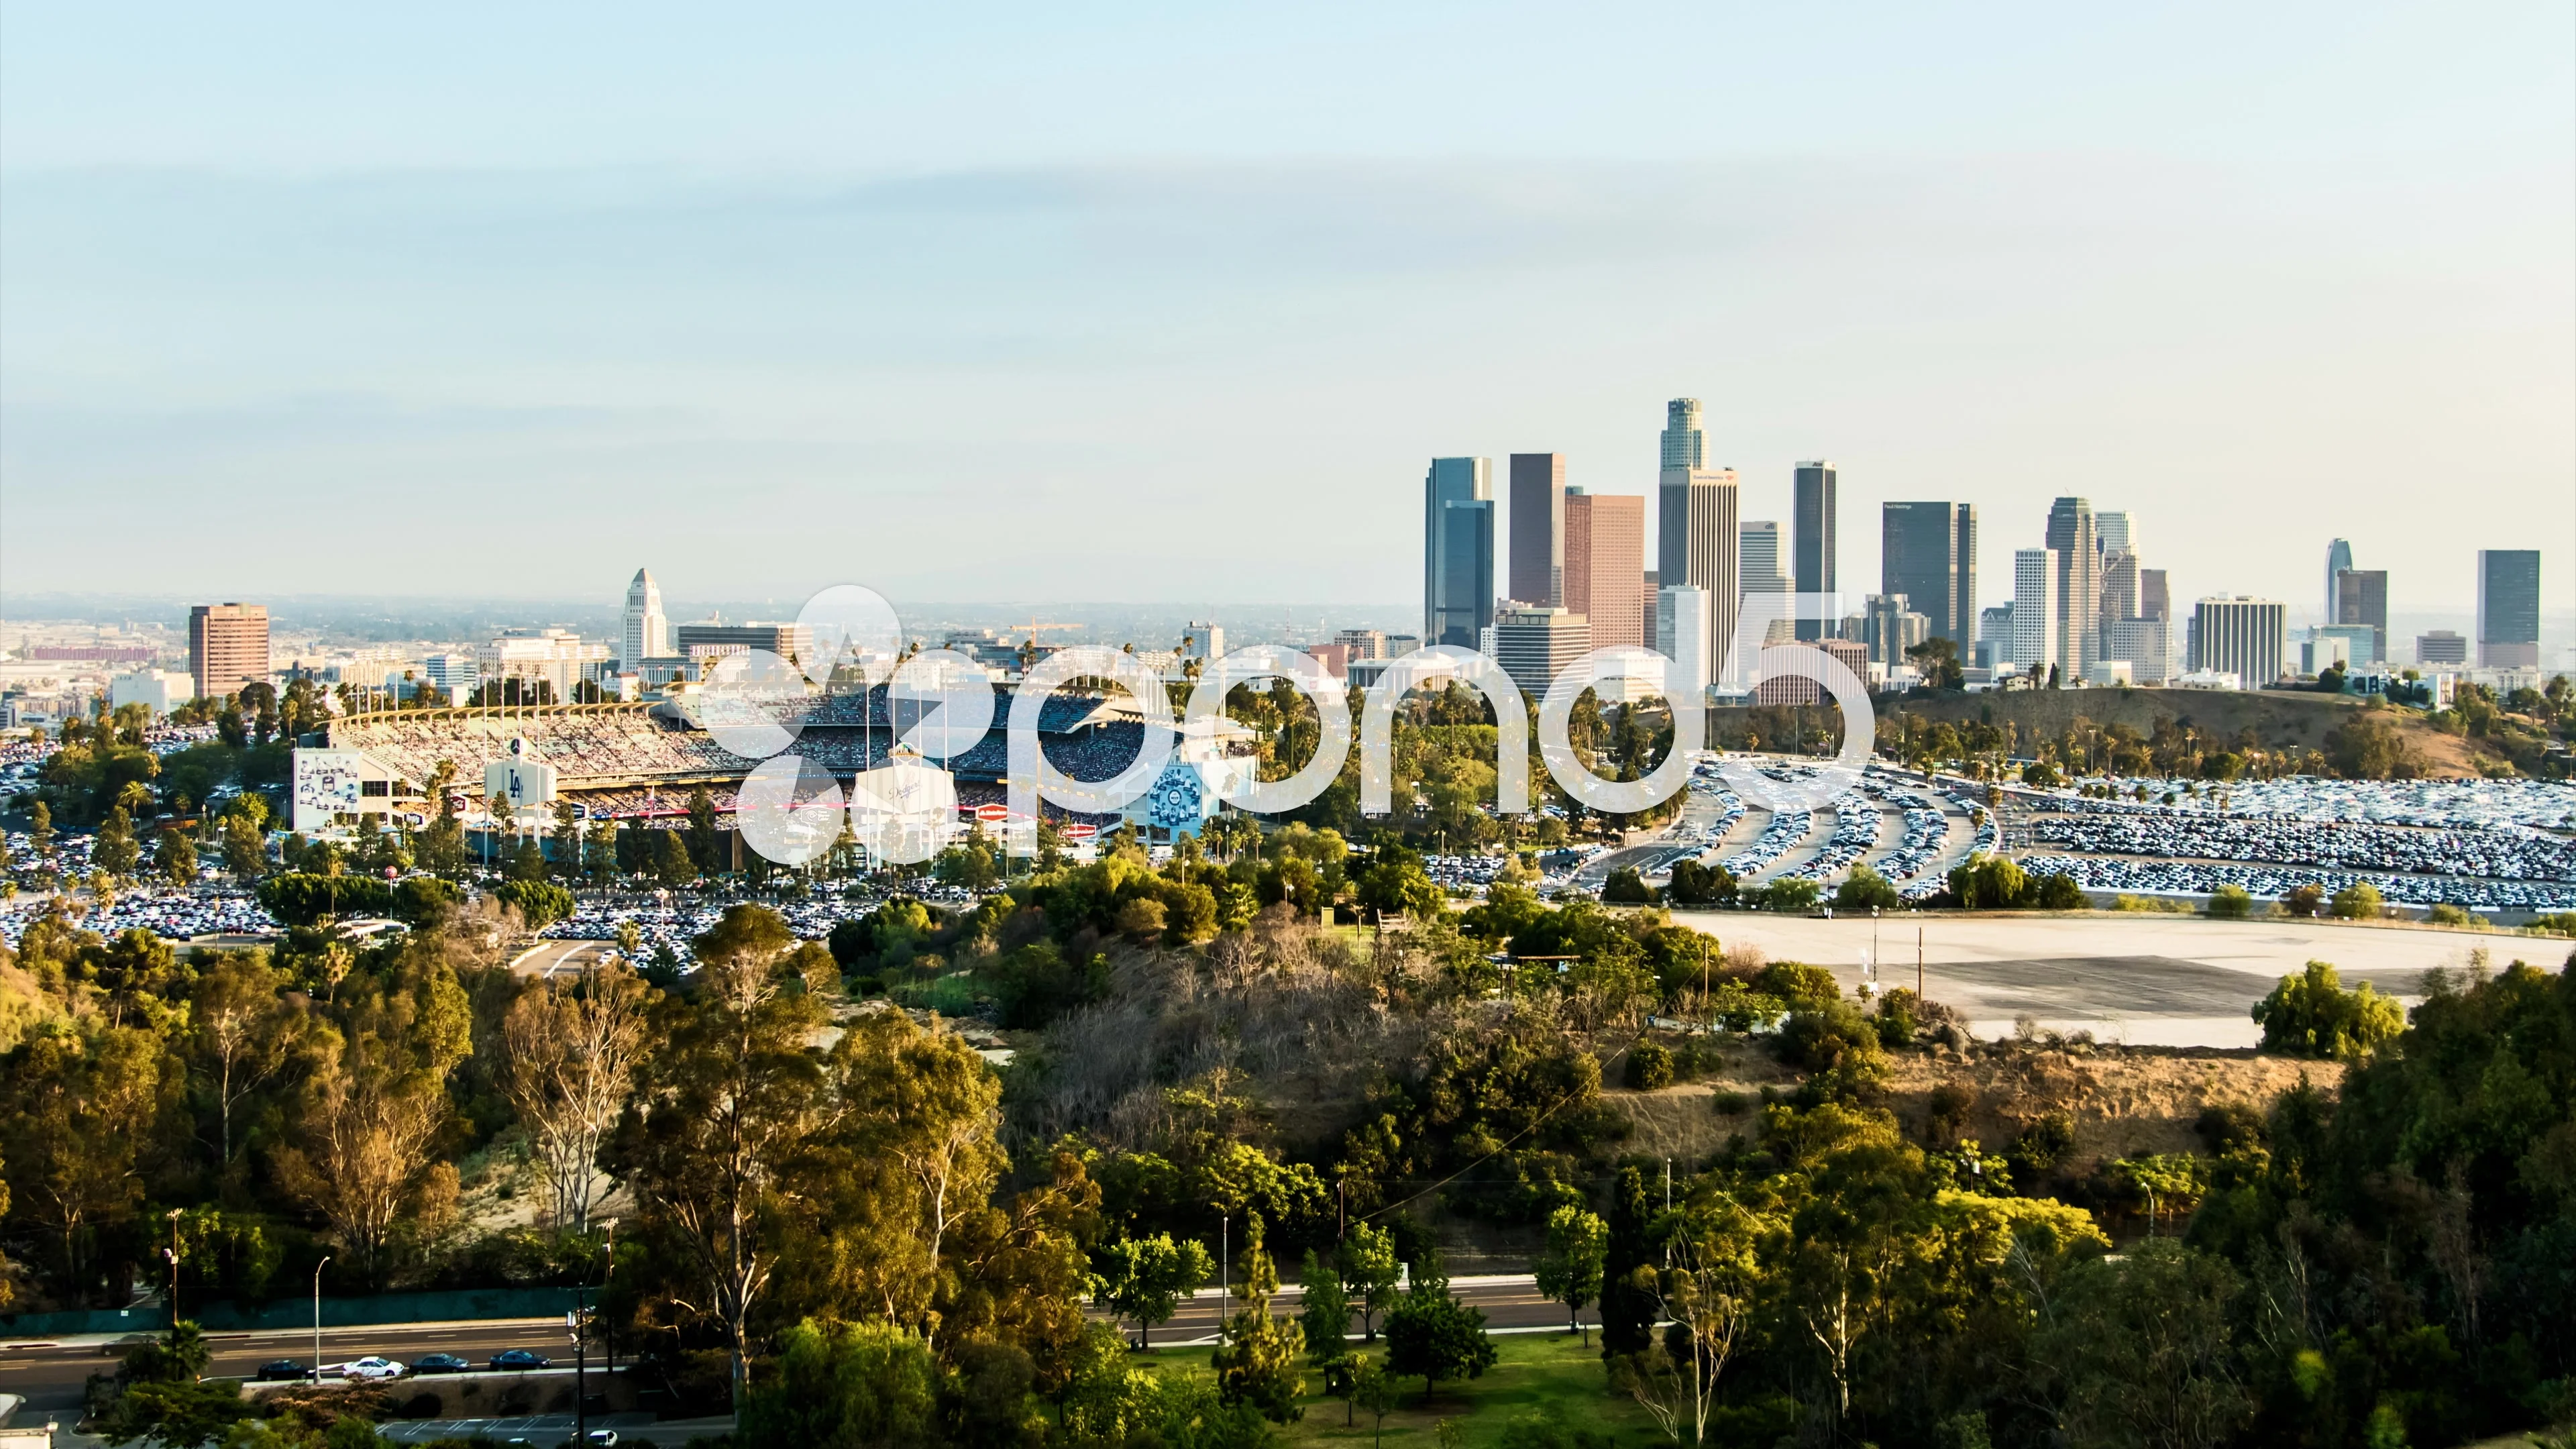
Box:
341;1356;406;1381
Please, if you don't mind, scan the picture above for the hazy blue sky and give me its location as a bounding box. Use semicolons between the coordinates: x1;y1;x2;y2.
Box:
3;2;2569;629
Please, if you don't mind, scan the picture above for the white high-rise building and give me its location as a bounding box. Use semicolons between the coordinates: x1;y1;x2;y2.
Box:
1656;585;1714;696
623;568;671;667
2011;548;2059;673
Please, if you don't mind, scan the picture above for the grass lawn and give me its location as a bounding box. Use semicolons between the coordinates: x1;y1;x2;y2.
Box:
1145;1330;1667;1448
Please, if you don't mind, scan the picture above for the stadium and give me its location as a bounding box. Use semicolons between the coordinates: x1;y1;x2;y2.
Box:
295;687;1179;835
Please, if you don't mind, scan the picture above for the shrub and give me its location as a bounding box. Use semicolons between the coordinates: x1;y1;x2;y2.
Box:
1600;867;1657;906
2279;883;2326;918
2026;872;2088;911
2524;911;2576;936
2251;960;2404;1061
1623;1042;1674;1091
2112;894;2191;914
1833;865;1904;912
2207;885;2254;919
1744;877;1822;914
2328;882;2384;920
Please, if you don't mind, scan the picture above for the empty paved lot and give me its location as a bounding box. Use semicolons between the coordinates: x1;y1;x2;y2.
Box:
1668;912;2555;1046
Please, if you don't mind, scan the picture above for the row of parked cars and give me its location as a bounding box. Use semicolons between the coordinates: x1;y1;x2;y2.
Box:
254;1348;555;1381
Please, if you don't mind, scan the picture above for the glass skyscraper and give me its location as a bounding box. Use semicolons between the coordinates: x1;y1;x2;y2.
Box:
1424;457;1494;647
2478;549;2541;668
1794;462;1837;641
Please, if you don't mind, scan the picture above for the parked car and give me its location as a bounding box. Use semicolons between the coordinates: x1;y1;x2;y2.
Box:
585;1433;620;1447
254;1359;309;1381
488;1348;551;1371
411;1352;470;1375
341;1356;406;1381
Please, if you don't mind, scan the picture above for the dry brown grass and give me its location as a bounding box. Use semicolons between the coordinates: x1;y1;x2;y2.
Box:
1597;1038;2345;1175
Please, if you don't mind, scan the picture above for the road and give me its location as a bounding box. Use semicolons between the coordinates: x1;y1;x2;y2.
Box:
0;1318;577;1413
507;940;610;979
0;1277;1568;1413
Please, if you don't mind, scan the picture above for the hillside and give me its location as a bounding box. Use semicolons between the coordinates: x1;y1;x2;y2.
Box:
1602;1033;2343;1185
1868;685;2491;776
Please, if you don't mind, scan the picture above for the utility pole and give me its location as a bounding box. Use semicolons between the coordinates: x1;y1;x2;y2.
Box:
1917;926;1925;1000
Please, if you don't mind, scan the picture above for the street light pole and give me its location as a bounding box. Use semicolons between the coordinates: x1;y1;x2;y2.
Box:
312;1256;332;1386
164;1209;182;1328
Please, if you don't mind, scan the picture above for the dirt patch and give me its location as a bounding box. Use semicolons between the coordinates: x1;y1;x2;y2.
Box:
1597;1039;2344;1173
1887;1043;2343;1169
1863;687;2492;778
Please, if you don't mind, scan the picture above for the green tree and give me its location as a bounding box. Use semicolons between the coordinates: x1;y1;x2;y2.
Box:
652;828;698;886
2207;883;2253;919
612;904;828;1406
687;784;720;874
2251;960;2404;1061
2329;881;2385;920
221;810;269;881
1299;1249;1351;1361
1382;1258;1497;1399
739;1317;941;1449
1093;1232;1214;1347
1533;1205;1607;1344
494;878;575;930
1833;864;1904;912
156;826;198;887
191;951;305;1167
1340;1222;1402;1341
2029;1238;2253;1449
93;804;141;879
1210;1212;1305;1421
1353;1352;1397;1448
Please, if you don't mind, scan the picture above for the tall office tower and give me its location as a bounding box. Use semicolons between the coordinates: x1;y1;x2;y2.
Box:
2010;549;2058;672
2098;550;2140;629
2193;597;2286;685
2044;497;2100;677
1424;457;1495;647
1564;490;1646;649
1660;397;1708;470
1491;607;1591;700
2324;539;2355;625
1658;468;1739;657
1656;586;1713;694
188;602;272;701
1507;453;1567;607
1640;570;1660;651
622;568;671;667
1951;504;1978;647
1882;502;1974;651
2140;568;2171;621
2333;568;2389;664
2477;549;2542;667
1792;462;1838;641
2094;511;2133;557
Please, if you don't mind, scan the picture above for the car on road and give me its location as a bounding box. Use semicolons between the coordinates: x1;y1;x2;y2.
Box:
488;1348;552;1370
341;1355;406;1381
254;1358;309;1381
411;1352;471;1374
